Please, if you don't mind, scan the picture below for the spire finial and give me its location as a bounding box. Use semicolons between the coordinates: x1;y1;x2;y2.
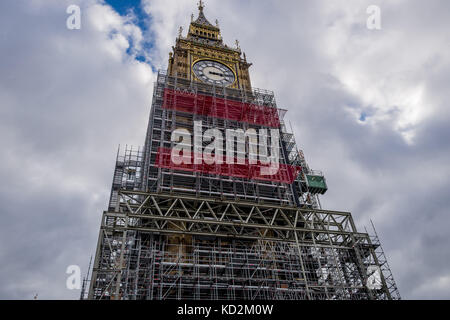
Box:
215;19;219;28
198;0;204;11
191;13;194;22
178;26;183;38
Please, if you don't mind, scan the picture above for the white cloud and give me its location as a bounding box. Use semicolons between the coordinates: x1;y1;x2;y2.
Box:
142;0;193;68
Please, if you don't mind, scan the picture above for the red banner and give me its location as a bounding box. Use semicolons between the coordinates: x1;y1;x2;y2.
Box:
155;147;301;184
162;88;281;128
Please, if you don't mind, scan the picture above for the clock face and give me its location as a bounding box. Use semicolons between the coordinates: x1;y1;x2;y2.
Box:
193;60;235;87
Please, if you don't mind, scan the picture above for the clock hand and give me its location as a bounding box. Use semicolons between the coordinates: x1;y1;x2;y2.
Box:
208;70;225;77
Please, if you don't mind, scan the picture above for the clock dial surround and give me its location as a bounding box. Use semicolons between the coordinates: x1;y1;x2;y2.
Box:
193;60;235;87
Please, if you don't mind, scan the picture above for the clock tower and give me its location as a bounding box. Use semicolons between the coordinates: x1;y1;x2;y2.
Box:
168;1;252;90
86;1;401;301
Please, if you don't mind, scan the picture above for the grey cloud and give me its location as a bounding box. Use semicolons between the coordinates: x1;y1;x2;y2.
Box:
0;0;154;299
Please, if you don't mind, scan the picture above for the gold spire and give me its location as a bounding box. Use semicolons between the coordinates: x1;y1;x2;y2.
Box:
192;0;216;29
198;0;204;11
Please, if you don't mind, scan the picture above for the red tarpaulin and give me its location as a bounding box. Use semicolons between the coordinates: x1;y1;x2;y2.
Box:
162;88;281;128
155;147;301;184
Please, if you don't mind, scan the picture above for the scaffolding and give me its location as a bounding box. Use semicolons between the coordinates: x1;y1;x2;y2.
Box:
141;70;300;206
88;189;400;300
86;71;400;300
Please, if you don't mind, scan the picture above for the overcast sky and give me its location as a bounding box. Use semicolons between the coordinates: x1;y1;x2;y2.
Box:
0;0;449;299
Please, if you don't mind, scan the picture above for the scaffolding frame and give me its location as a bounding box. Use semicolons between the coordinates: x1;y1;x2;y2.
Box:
87;71;400;300
142;71;297;206
88;190;399;300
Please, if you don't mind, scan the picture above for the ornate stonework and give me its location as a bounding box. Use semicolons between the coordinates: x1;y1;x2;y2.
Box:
168;2;252;90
